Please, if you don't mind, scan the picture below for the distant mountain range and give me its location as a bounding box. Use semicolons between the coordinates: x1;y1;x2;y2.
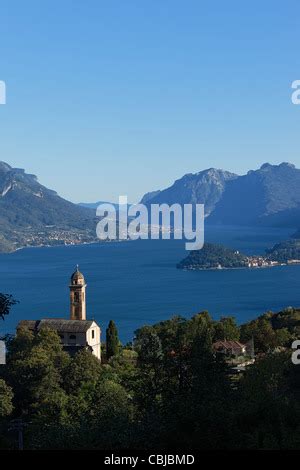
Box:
1;160;300;254
0;162;97;252
141;162;300;229
79;201;130;212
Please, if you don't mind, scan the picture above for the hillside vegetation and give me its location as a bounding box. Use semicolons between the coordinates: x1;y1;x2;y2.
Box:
177;243;248;269
0;304;299;450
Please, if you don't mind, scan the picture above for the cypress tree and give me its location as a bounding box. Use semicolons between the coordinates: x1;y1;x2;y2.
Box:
106;320;119;360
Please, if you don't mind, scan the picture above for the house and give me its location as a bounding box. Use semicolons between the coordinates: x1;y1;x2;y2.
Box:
213;340;246;357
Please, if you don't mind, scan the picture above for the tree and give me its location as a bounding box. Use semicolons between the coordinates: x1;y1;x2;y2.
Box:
1;308;299;450
135;326;163;365
240;316;285;353
134;325;165;411
89;379;131;424
63;348;101;395
106;320;120;360
133;313;235;450
5;327;69;419
32;378;133;450
235;352;295;448
0;294;18;321
0;378;13;417
213;316;240;341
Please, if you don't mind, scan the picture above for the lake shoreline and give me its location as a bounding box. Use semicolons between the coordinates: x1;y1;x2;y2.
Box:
179;262;300;271
0;226;297;343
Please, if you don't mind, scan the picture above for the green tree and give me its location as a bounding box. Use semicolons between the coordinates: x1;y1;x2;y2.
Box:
35;378;133;450
106;320;120;360
63;348;101;394
0;378;13;417
240;316;286;353
135;326;163;365
213;316;240;341
5;327;69;419
0;294;18;321
235;352;295;448
134;326;164;409
133;313;235;450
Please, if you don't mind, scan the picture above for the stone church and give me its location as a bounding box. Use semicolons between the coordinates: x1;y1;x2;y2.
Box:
18;267;101;361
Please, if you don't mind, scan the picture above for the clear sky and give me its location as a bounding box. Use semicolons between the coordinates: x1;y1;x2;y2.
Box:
0;0;300;203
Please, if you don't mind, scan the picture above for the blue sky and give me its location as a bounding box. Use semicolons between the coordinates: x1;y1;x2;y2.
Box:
0;0;300;202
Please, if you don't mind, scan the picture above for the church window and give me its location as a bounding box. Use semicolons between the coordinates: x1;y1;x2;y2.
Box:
92;330;95;339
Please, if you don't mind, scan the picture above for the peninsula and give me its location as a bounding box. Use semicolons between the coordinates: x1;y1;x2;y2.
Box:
177;240;300;270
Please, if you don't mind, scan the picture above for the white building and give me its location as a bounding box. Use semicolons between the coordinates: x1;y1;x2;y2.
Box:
17;268;101;361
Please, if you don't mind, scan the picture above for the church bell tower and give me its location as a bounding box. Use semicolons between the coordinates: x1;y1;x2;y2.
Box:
69;266;86;320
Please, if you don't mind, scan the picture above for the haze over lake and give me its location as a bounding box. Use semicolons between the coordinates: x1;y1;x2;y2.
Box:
0;225;297;342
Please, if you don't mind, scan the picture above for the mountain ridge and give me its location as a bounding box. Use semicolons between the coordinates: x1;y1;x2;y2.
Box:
2;160;300;254
140;168;238;217
140;162;300;228
0;161;98;252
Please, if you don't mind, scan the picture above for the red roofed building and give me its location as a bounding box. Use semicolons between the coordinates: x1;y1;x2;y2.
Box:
213;340;246;357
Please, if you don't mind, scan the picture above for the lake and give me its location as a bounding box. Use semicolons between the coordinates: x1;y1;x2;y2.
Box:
0;225;298;342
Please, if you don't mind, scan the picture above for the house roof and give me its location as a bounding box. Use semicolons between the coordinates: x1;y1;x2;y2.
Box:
213;340;246;351
18;318;98;333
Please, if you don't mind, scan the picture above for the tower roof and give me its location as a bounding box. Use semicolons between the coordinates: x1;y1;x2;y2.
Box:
71;265;85;282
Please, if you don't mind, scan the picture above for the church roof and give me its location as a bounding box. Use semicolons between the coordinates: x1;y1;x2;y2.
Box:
18;319;97;333
71;266;85;282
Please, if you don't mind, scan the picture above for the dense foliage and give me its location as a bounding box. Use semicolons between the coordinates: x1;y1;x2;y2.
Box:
266;239;300;263
0;305;299;450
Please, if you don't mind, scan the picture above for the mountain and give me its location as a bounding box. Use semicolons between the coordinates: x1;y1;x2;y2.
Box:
79;201;130;212
140;168;238;217
140;162;300;228
265;239;300;263
0;162;97;252
79;201;110;209
209;162;300;226
140;190;161;205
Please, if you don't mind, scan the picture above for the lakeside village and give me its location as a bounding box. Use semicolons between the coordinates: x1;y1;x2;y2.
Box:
226;252;300;269
177;240;300;271
183;255;300;271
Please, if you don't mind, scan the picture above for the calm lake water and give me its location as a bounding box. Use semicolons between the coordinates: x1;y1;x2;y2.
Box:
0;225;298;342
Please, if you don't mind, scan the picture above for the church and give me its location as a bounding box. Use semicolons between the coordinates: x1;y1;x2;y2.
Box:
18;267;101;361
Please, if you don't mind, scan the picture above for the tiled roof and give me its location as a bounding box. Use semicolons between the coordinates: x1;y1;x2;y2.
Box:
18;319;96;333
213;340;246;351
